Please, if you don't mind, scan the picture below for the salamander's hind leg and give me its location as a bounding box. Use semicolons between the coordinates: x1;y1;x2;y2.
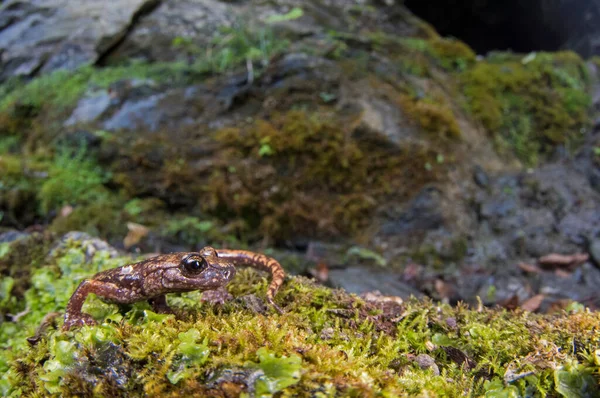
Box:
148;295;171;314
63;279;126;331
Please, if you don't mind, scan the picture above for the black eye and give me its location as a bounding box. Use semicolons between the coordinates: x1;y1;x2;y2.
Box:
183;256;207;273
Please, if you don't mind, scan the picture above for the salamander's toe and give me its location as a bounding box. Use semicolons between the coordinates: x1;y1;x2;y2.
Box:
62;313;97;331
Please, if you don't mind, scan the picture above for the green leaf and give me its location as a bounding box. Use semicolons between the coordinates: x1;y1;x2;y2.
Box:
252;347;302;396
554;361;599;397
483;378;520;398
176;329;210;364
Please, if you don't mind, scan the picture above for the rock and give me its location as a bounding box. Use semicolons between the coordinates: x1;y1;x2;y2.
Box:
64;90;112;126
473;165;489;188
48;231;119;261
328;266;424;299
103;93;167;131
378;187;446;237
0;230;30;244
0;0;160;80
589;238;600;267
414;354;440;376
101;0;234;63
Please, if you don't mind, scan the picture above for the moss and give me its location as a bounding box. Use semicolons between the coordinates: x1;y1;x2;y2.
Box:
0;239;598;396
38;146;111;215
399;94;462;140
461;51;591;165
208;110;441;240
0;62;196;113
0;232;54;310
429;38;476;71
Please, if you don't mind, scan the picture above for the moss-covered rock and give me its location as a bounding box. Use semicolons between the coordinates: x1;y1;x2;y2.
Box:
461;51;591;165
0;235;598;396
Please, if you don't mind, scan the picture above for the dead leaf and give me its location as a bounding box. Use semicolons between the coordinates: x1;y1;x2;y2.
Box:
361;291;403;306
124;222;149;248
442;346;476;370
311;262;329;283
521;294;545;312
499;294;519;310
554;269;571;278
517;262;542;274
547;299;573;313
538;253;589;270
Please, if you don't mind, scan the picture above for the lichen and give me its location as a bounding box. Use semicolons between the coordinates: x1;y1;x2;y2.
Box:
0;237;598;396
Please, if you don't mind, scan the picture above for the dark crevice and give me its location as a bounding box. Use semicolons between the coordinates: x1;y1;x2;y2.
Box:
404;0;567;55
95;0;162;66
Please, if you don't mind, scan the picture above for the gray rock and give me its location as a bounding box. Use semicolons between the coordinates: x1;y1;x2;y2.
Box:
414;354;440;376
590;238;600;267
103;93;167;131
48;231;119;261
64;91;112;126
328;266;424;299
102;0;234;63
379;187;445;237
0;230;30;244
0;0;159;79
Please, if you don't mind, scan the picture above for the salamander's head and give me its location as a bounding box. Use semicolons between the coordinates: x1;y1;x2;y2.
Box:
162;247;236;291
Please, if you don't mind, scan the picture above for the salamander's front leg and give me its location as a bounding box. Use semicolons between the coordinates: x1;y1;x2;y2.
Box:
148;295;171;314
63;279;123;331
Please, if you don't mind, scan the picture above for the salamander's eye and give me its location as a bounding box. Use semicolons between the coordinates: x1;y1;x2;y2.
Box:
182;256;207;273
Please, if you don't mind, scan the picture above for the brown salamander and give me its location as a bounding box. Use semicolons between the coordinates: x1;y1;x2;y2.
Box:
63;246;285;330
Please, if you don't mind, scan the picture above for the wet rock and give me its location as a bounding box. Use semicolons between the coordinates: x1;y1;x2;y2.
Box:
328;266;424;299
0;0;159;80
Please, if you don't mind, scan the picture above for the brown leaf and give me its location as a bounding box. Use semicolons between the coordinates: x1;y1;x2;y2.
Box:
517;262;542;274
499;294;519;310
521;294;545;312
123;222;149;248
312;262;329;283
538;253;589;270
442;346;476;370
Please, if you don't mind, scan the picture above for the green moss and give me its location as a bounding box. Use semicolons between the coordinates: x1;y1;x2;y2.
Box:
0;62;195;113
0;240;598;396
429;38;476;71
462;51;591;165
209;110;440;239
174;21;289;75
39;146;111;215
399;94;462;139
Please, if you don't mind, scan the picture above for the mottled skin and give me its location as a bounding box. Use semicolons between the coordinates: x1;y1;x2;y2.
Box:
63;247;285;330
